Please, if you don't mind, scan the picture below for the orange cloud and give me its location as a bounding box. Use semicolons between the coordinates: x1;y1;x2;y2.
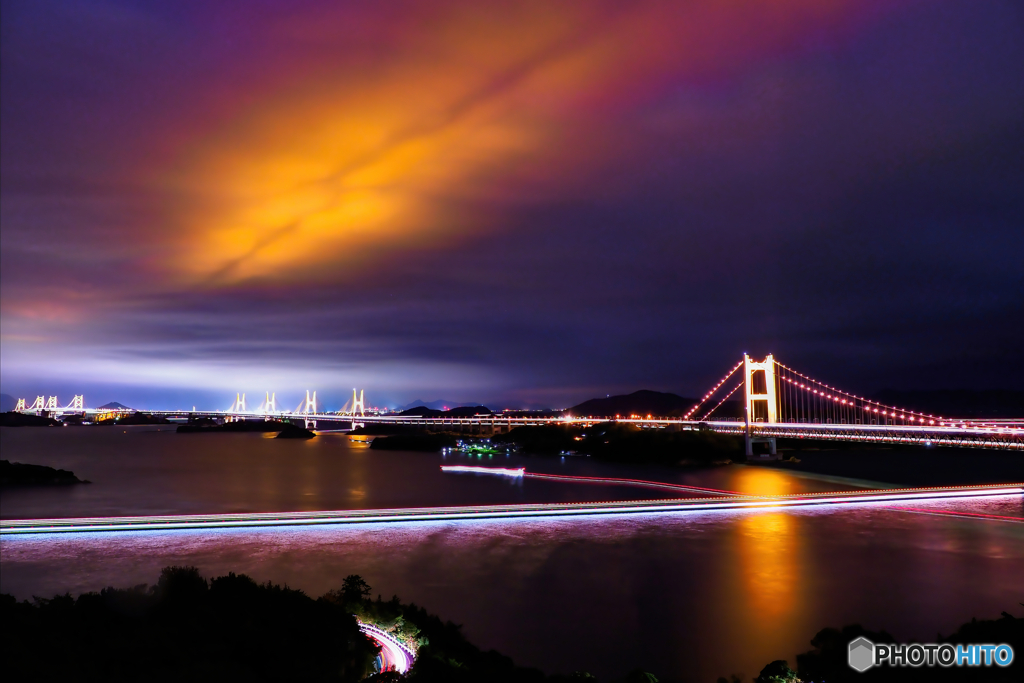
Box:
159;0;902;286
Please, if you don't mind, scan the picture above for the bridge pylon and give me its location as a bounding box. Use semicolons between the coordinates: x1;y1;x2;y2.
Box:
65;395;84;411
46;396;59;411
743;353;778;459
302;390;317;429
351;389;365;417
29;396;45;411
233;393;246;412
265;392;276;414
15;398;26;411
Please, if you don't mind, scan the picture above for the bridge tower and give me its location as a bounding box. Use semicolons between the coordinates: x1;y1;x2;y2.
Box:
351;389;365;417
743;353;778;459
234;393;246;412
29;396;45;411
303;390;317;429
67;395;84;411
265;392;276;414
46;396;59;411
15;398;26;411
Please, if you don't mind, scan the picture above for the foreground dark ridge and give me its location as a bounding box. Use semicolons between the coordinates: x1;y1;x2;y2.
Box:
3;566;1020;682
0;566;583;682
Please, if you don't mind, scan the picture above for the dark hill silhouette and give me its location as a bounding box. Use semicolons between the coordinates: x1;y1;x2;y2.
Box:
568;390;745;419
0;394;17;412
97;401;131;410
567;390;698;418
275;424;316;439
399;405;492;417
0;412;61;427
1;459;88;485
177;420;292;434
396;399;498;411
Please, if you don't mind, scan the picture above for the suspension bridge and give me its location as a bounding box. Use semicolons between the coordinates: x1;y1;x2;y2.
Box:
11;355;1023;450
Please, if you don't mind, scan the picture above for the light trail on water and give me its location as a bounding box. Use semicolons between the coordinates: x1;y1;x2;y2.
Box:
1;485;1019;535
519;471;739;496
884;506;1024;523
440;465;524;477
440;465;739;495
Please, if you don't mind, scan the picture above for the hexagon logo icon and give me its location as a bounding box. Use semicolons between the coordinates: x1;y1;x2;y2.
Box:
848;637;875;672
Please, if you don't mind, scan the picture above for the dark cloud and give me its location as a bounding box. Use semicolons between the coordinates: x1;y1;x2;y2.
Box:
2;0;1022;409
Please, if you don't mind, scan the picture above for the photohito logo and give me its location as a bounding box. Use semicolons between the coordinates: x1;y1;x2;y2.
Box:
848;637;1014;672
848;637;874;672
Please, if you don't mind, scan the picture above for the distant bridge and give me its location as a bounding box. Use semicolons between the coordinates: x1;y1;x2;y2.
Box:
13;355;1024;450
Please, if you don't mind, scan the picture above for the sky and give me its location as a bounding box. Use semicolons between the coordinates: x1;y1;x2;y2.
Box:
1;0;1022;411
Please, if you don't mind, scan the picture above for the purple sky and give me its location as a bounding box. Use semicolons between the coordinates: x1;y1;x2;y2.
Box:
2;0;1022;410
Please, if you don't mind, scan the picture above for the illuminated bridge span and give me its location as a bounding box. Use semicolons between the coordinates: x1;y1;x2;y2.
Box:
1;484;1020;535
190;354;1024;451
14;357;1024;450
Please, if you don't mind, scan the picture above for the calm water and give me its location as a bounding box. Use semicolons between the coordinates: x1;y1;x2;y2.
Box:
2;427;1022;682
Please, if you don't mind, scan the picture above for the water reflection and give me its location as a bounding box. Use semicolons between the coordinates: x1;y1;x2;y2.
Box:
2;426;1021;681
731;467;801;496
736;512;802;627
2;499;1020;683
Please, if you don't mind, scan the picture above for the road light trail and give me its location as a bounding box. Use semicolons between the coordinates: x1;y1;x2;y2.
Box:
359;622;414;674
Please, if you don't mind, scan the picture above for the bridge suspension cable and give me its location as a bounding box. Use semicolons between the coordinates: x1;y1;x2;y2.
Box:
700;379;744;421
686;355;957;428
14;395;85;412
683;359;744;420
774;360;946;426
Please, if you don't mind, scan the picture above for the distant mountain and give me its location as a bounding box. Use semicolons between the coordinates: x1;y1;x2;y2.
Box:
97;402;132;410
568;390;697;418
872;390;1024;418
396;399;492;411
568;390;745;419
399;405;493;417
502;403;559;412
0;394;17;412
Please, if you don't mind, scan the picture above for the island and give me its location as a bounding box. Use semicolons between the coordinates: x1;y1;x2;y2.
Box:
275;424;316;439
0;412;61;427
0;459;89;485
177;419;305;435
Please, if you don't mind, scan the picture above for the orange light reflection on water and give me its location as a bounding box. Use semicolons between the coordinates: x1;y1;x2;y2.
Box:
731;466;802;497
730;467;808;652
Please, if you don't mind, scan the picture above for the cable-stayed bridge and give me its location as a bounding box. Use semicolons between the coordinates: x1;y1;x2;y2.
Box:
12;355;1023;450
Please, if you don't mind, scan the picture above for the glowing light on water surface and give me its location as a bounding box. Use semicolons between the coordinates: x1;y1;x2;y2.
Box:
441;465;524;477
